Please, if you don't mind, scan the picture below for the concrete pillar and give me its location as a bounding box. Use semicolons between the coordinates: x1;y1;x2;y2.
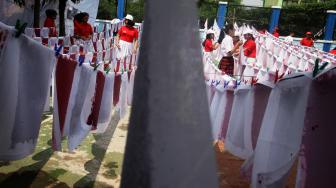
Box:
217;1;228;29
269;6;281;33
120;0;219;187
323;10;336;52
117;0;125;19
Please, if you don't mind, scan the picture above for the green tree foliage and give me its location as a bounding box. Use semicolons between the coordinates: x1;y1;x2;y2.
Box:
126;0;145;22
279;1;336;38
97;0;117;20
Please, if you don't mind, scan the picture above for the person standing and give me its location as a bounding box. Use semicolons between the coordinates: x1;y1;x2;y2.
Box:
243;29;256;65
218;24;242;76
116;14;139;59
273;27;280;38
300;32;314;47
241;29;257;78
73;12;93;41
44;9;58;37
202;30;219;53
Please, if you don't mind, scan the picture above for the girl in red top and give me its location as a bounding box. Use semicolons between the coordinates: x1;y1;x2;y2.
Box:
202;30;218;52
243;29;257;65
73;12;93;41
300;32;314;47
273;27;280;38
44;9;58;37
116;14;139;59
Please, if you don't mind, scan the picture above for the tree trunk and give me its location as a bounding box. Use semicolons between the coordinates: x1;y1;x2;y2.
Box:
33;0;40;28
59;0;67;36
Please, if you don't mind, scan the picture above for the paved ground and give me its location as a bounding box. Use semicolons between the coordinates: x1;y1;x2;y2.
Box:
0;108;297;188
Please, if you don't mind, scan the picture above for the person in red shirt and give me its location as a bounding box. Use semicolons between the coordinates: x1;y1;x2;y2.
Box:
116;14;139;59
202;30;218;52
330;47;336;55
273;27;280;38
300;32;314;47
73;12;93;40
243;30;256;59
44;9;58;37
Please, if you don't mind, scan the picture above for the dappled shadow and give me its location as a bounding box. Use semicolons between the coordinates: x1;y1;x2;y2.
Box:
103;161;119;179
0;146;62;188
73;112;120;188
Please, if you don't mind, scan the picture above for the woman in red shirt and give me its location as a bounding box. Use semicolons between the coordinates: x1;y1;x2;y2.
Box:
44;9;58;37
243;29;257;65
273;27;280;38
116;14;139;59
202;30;218;52
73;12;93;41
300;32;314;47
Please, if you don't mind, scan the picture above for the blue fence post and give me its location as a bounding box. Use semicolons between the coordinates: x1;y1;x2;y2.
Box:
269;6;281;33
323;10;336;52
117;0;125;19
217;2;228;29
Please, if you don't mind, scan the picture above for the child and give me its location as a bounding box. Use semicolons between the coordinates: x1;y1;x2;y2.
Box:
44;9;58;37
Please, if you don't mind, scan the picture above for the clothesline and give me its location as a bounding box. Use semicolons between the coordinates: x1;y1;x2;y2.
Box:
204;23;336;188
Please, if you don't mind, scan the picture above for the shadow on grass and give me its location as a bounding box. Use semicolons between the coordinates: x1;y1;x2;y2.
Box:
73;112;120;188
0;146;69;188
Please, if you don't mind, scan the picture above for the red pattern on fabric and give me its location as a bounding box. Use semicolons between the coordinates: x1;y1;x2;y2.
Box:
113;74;122;106
0;30;8;54
55;57;77;134
87;71;106;130
34;28;41;37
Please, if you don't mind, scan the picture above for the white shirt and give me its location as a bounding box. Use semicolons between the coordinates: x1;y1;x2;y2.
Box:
284;35;294;44
220;35;234;57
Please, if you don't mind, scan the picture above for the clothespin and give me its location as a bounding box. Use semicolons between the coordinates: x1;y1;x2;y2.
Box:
14;20;27;38
215;80;220;86
105;67;111;74
93;63;101;71
211;80;215;86
312;59;328;77
223;80;229;88
54;44;63;57
78;55;85;66
233;80;241;89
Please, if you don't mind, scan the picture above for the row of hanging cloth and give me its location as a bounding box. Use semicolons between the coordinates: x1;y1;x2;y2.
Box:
206;66;336;188
203;25;336;87
52;54;136;152
0;21;137;161
203;25;336;188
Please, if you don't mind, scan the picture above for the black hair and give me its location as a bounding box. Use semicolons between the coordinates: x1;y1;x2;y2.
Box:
74;12;89;23
224;24;234;35
126;19;135;27
45;9;57;18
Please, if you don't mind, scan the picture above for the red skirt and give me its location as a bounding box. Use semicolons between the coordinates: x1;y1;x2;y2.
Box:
219;56;234;76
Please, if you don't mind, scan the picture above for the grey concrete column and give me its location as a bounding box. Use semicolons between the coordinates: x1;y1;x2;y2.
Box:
120;0;219;187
